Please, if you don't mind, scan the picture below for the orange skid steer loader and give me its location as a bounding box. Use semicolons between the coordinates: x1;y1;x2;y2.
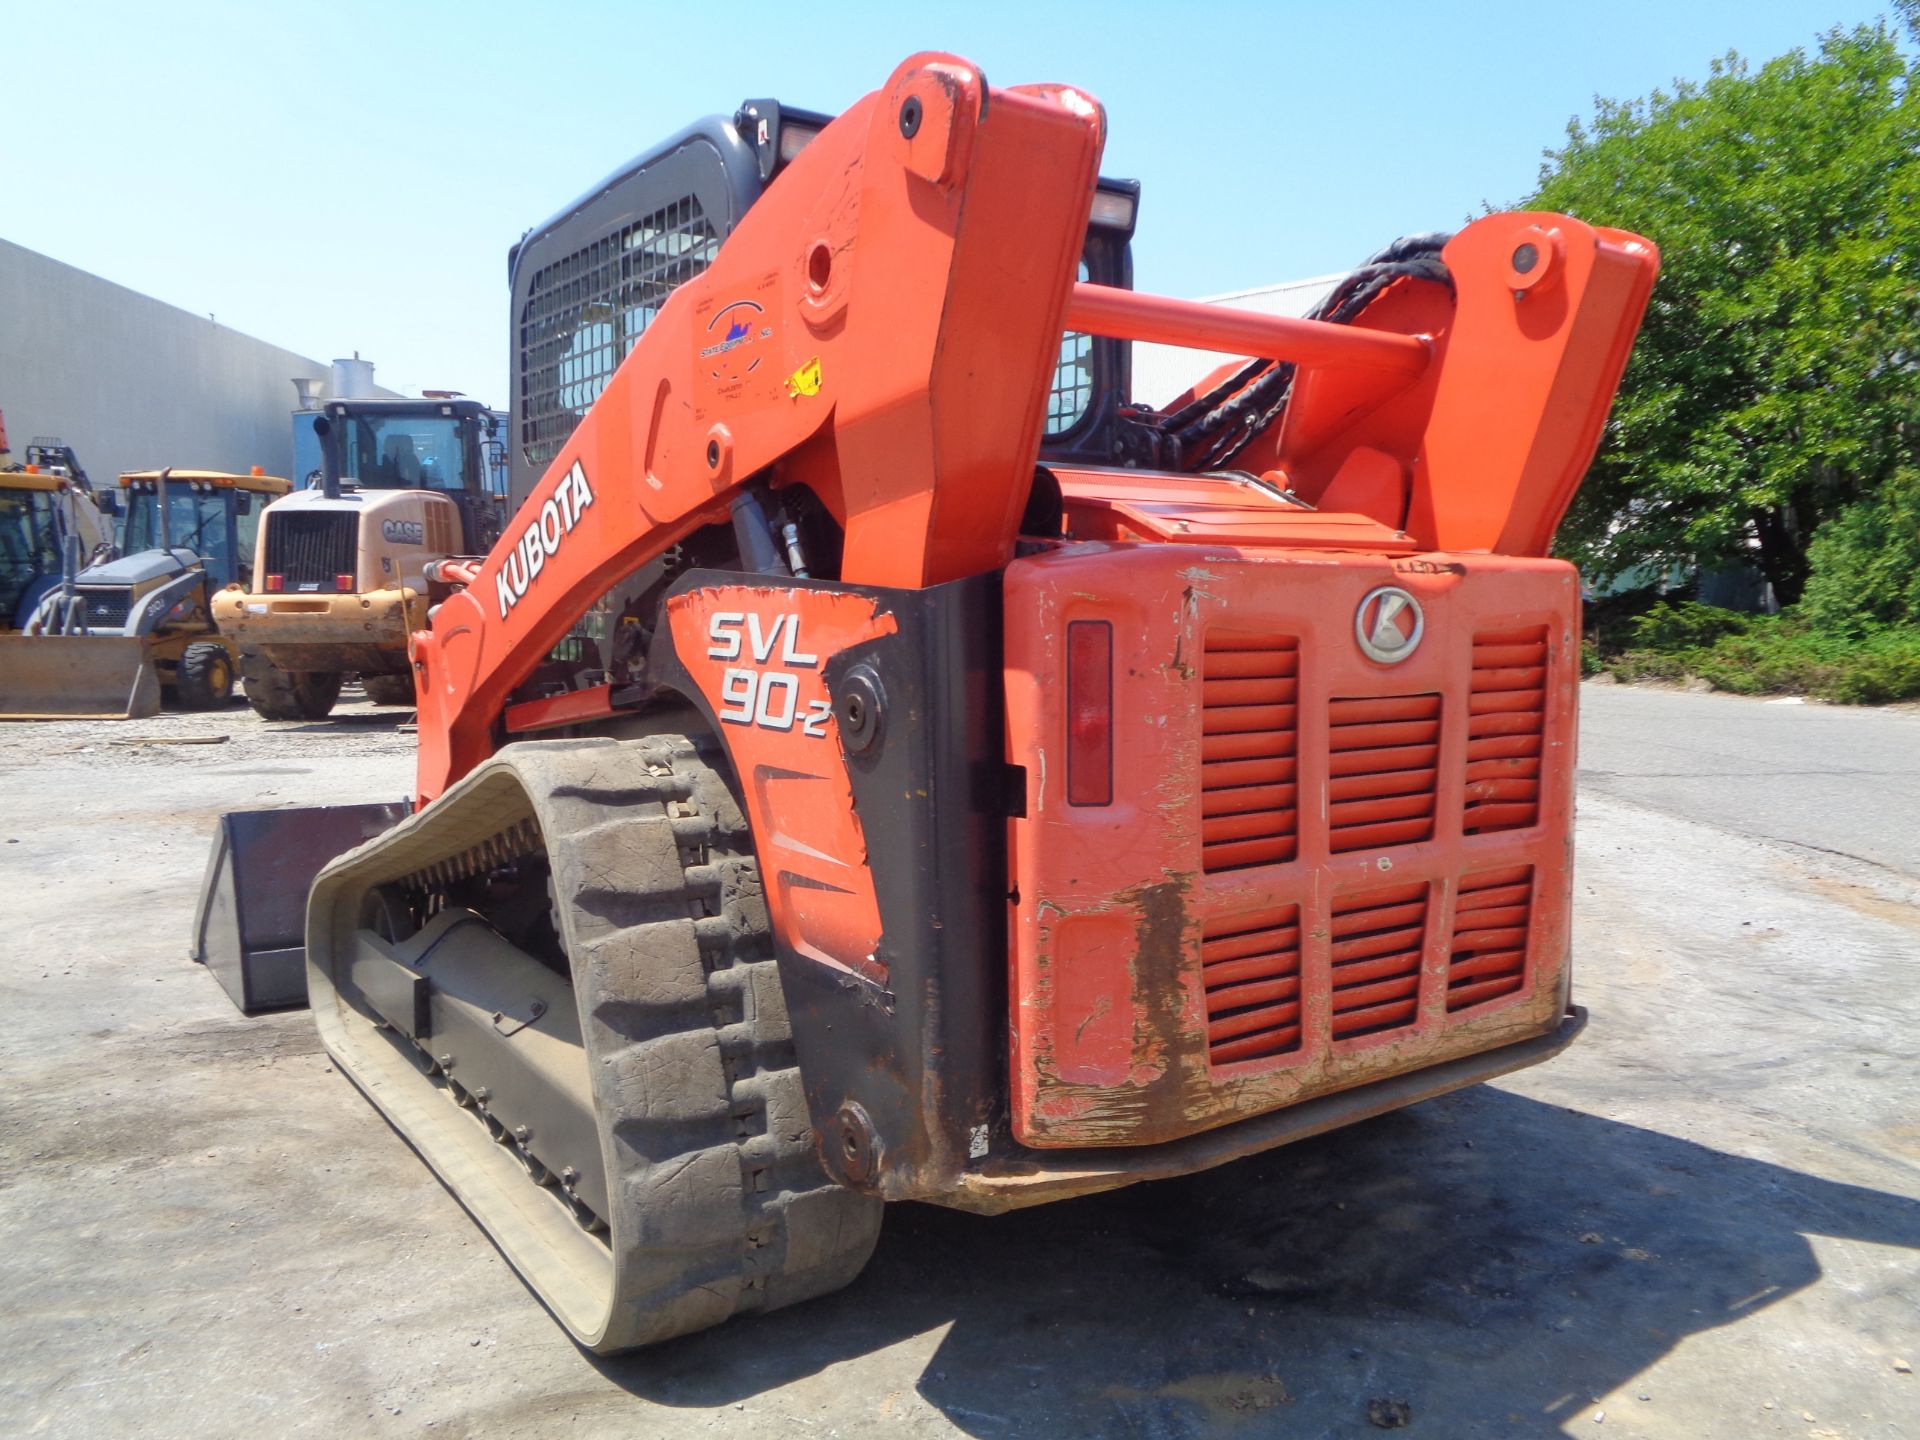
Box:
194;54;1657;1351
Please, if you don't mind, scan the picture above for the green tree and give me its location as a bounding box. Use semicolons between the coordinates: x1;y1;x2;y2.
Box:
1799;464;1920;630
1528;22;1920;604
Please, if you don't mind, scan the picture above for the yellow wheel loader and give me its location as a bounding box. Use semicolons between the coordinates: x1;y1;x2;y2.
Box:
215;397;507;719
0;467;289;719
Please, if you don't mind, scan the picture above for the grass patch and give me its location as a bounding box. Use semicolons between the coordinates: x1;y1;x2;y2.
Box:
1592;602;1920;704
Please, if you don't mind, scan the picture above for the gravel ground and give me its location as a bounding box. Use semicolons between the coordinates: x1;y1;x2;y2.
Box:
0;685;1913;1439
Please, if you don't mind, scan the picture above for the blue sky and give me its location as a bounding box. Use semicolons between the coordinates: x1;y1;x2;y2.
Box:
5;1;1895;405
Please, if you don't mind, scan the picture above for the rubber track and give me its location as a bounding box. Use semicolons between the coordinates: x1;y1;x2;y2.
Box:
307;735;881;1351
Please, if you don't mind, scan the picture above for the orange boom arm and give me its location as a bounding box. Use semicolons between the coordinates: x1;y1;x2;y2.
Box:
413;54;1656;813
411;54;1106;800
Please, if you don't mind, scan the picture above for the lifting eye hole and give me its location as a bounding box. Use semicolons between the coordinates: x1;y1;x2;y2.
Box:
899;95;922;138
807;242;832;293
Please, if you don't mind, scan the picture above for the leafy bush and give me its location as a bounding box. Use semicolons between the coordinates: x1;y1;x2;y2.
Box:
1608;649;1691;684
1818;631;1920;703
1799;467;1920;635
1628;601;1751;650
1681;625;1836;696
1592;608;1920;703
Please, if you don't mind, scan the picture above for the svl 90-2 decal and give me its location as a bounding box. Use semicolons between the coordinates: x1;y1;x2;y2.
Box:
665;586;900;980
706;611;832;736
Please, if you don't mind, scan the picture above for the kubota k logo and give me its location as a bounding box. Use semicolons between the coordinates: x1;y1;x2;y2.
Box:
1355;586;1423;664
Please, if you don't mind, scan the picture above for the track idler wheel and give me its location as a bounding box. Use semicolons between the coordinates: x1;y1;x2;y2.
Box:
305;735;881;1352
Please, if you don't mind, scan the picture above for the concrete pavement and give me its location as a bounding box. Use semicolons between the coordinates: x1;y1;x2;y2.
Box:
1578;683;1920;879
0;687;1914;1438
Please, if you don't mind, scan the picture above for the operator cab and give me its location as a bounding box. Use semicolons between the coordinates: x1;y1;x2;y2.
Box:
505;99;1139;690
0;478;100;628
119;471;289;591
506;100;1140;512
0;442;116;628
311;397;508;553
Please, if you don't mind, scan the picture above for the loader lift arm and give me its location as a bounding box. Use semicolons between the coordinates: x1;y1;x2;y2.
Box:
415;54;1653;805
415;56;1107;799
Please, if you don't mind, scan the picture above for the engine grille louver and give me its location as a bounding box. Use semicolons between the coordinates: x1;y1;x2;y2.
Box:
1465;627;1547;833
1200;633;1299;873
265;511;359;590
1447;865;1533;1011
1189;616;1554;1071
1330;882;1430;1040
1328;693;1440;853
427;506;457;556
78;588;132;630
1202;905;1303;1065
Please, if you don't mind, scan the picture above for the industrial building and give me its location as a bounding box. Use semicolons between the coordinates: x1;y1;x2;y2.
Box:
0;238;384;484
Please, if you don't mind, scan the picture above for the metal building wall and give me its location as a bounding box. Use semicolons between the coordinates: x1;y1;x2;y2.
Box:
0;238;328;484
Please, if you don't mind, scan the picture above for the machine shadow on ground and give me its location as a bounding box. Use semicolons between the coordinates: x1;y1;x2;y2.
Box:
587;1085;1919;1436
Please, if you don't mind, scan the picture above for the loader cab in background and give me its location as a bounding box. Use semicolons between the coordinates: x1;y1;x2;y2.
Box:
120;471;273;591
314;397;506;554
0;442;116;630
0;472;114;630
0;483;66;627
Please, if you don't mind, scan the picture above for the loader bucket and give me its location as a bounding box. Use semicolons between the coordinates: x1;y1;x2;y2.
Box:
190;801;411;1013
0;633;161;719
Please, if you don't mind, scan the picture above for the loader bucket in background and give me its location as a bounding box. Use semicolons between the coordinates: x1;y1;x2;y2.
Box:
0;634;161;719
191;801;411;1013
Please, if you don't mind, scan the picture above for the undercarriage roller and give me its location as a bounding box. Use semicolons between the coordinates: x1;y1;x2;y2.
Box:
305;734;882;1352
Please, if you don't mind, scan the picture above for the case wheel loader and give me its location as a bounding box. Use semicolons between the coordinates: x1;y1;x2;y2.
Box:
195;55;1658;1352
215;397;507;719
0;467;288;719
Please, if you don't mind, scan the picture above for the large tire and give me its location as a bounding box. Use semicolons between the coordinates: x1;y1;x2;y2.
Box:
306;736;883;1351
175;642;235;710
360;671;416;707
239;650;342;720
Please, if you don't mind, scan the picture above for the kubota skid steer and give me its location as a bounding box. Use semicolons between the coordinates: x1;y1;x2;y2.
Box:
196;54;1657;1351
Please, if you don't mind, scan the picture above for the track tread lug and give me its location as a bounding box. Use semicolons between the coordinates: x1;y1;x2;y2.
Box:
311;733;880;1353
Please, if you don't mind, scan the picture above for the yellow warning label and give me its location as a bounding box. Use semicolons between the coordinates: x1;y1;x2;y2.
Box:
786;357;823;399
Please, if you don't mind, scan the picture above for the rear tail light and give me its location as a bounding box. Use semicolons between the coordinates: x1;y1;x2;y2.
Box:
1066;620;1113;806
335;573;355;592
265;574;284;592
